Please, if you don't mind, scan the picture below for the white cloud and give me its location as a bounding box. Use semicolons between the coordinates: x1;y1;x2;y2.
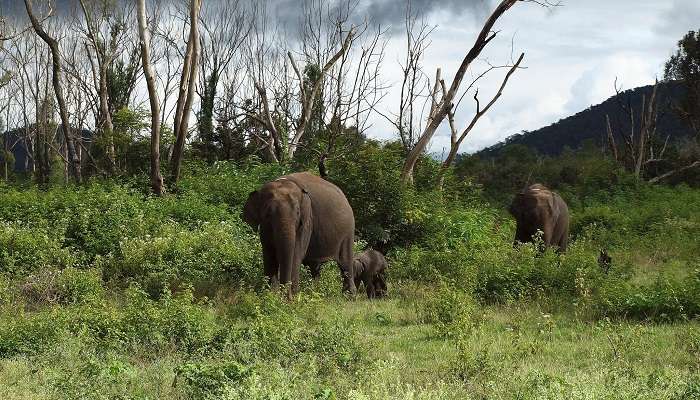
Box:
365;0;700;154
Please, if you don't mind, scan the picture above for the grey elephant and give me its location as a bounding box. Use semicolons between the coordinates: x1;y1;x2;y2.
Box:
242;172;356;295
353;249;388;299
509;183;569;251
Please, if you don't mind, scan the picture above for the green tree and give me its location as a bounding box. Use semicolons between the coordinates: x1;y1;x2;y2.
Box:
664;30;700;136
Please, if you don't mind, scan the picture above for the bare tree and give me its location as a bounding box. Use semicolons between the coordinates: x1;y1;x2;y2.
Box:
170;0;202;186
152;9;182;130
606;80;700;183
286;24;355;160
24;0;81;182
244;0;380;167
242;1;285;162
77;0;128;171
439;54;525;184
137;0;164;194
374;2;435;153
195;0;249;161
400;0;549;184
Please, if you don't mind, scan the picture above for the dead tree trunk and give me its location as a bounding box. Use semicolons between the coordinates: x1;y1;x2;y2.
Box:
24;0;81;183
439;53;524;186
137;0;163;195
605;80;700;182
286;28;354;161
400;0;521;184
170;0;202;187
78;0;117;172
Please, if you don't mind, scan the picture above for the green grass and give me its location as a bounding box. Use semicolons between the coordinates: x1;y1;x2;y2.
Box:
1;282;696;399
0;165;697;399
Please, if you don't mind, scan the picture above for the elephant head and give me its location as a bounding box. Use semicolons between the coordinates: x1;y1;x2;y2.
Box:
351;258;365;279
509;184;568;250
509;185;555;230
242;190;261;231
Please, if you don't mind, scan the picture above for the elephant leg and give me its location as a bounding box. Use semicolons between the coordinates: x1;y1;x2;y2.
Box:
337;237;357;295
375;272;387;298
307;261;322;280
261;241;279;291
555;220;569;252
542;221;554;248
355;276;363;291
365;277;376;299
291;265;301;295
513;225;523;247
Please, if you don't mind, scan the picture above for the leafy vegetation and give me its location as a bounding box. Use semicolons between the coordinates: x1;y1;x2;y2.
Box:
0;145;697;398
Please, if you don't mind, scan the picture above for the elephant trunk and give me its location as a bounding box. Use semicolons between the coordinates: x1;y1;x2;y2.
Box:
273;218;296;289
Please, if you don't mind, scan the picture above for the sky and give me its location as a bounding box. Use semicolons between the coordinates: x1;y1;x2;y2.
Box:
359;0;700;154
2;0;700;154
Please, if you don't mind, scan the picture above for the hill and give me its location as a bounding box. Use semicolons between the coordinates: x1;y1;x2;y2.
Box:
477;81;694;157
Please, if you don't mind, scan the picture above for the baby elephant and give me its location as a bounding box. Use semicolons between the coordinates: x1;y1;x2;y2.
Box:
353;249;388;299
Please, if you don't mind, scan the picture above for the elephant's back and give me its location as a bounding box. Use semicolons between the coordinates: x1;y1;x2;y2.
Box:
285;173;351;206
284;172;355;228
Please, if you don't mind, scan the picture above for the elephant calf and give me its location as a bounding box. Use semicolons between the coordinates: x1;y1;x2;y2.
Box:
353;249;388;299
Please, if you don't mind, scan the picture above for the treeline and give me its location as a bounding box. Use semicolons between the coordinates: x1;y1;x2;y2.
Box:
0;2;698;196
457;141;700;209
0;0;557;192
474;30;700;188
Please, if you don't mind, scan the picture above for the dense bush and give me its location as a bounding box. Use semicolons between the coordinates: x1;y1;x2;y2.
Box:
20;268;104;306
422;282;477;338
328;141;482;250
175;360;254;400
592;269;700;321
0;157;698;398
101;221;262;296
0;223;75;275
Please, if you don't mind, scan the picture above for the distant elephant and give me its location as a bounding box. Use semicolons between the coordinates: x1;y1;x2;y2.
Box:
242;172;356;295
353;249;388;299
509;184;569;251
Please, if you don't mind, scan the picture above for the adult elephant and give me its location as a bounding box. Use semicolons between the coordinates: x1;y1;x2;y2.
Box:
509;184;569;251
242;172;356;295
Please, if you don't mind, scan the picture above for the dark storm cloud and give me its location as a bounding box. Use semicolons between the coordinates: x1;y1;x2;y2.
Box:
361;0;489;26
2;0;490;34
263;0;491;33
1;0;82;20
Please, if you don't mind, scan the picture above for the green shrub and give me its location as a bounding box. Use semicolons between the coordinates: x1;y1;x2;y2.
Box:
0;223;75;276
20;268;104;306
0;309;67;357
175;360;254;400
55;268;104;305
592;270;700;321
422;282;477;338
101;222;262;296
328;142;463;250
390;243;479;286
178;161;287;207
299;318;368;375
115;285;219;354
65;285;219;354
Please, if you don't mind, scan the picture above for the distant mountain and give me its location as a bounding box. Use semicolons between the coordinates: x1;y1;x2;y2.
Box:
1;127;93;173
476;81;694;158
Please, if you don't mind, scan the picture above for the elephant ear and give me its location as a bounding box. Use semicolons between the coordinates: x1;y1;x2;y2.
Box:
242;191;260;230
292;190;313;268
509;195;524;218
548;192;561;222
352;258;364;276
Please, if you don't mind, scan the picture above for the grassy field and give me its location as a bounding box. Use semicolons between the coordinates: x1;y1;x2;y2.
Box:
0;164;698;399
0;284;697;399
